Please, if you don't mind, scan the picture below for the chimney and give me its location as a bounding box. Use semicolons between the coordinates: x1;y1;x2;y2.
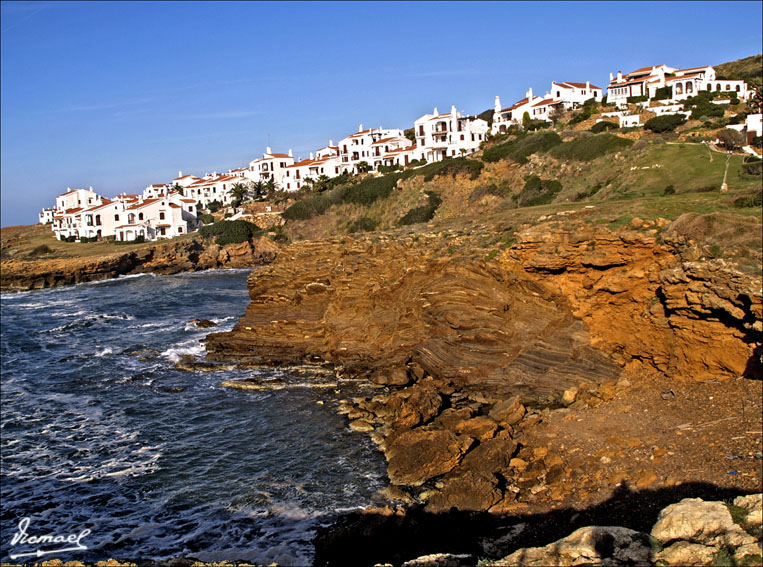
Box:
586;81;590;90
610;72;614;82
451;104;457;117
433;107;439;116
178;170;182;177
494;95;501;113
266;146;272;154
617;71;622;81
310;152;314;159
527;87;533;100
288;148;293;157
329;139;333;146
359;123;363;131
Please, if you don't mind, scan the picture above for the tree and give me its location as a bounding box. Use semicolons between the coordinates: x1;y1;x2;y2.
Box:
249;180;266;199
404;128;416;143
314;174;331;192
356;161;370;173
172;183;183;196
230;182;249;208
549;104;565;126
644;114;687;133
716;128;746;151
522;111;531;129
745;77;762;114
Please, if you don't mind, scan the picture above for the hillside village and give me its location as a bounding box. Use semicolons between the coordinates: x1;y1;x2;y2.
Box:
38;61;761;244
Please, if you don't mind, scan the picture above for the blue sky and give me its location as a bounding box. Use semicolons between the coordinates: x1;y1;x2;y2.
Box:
1;1;761;227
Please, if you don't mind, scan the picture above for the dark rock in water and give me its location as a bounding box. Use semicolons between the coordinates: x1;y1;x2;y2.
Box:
191;319;217;328
157;386;185;393
122;344;161;360
220;377;289;390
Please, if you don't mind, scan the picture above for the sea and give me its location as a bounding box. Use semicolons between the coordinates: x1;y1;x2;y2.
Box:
0;269;388;565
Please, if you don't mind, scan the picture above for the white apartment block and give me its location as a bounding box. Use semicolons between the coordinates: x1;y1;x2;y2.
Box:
38;208;56;224
549;81;603;107
492;90;544;134
337;125;407;173
245;147;294;190
380;144;419;168
283;154;344;191
184;174;242;208
414;106;488;162
55;187;104;212
607;65;676;107
370;135;414;170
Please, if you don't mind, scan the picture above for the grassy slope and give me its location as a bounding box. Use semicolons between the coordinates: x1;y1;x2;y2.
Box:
1;223;196;262
714;54;762;80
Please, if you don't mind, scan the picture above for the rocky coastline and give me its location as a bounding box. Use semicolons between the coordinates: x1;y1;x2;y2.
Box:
202;221;761;564
0;235;279;292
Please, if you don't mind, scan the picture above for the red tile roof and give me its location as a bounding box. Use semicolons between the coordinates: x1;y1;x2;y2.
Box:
169;203;181;208
626;64;665;76
371;137;398;145
676;66;713;73
532;98;558;107
180;198;196;203
126;198;161;211
348;129;371;138
265;152;291;158
554;81;602;90
172;174;197;181
666;73;703;82
385;145;417;155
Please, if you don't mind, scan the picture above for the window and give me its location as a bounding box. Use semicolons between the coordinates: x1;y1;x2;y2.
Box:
725;84;731;91
178;227;183;233
128;213;135;224
138;213;144;221
159;212;165;220
686;82;693;93
736;85;740;92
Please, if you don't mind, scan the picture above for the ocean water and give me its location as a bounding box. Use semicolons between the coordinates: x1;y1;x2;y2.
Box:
0;270;387;565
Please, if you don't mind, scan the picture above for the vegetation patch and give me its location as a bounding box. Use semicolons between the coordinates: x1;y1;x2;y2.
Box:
282;186;349;220
590;120;618;133
420;157;484;181
199;220;262;245
549;133;633;162
483;131;562;164
470;181;511;203
644;114;687;133
518;175;563;207
349;216;378;233
398;191;442;226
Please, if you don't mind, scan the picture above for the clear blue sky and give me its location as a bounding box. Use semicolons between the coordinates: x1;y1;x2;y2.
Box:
2;1;761;227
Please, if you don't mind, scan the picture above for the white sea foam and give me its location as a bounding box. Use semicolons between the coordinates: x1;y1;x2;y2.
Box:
161;341;205;363
95;347;113;357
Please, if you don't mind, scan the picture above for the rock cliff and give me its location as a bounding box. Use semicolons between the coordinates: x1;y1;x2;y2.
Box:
0;236;279;291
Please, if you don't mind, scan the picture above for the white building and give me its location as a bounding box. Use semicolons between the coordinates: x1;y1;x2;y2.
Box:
38;208;56;224
492;90;545;133
746;113;762;143
246;147;294;190
55;187;104;212
184;174;241;208
370;134;413;170
549;81;603;107
606;64;676;107
116;193;198;242
337;126;407;174
414;106;488;162
380;144;420;168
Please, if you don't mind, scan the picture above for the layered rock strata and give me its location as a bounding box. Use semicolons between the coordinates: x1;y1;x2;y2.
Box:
206;225;761;512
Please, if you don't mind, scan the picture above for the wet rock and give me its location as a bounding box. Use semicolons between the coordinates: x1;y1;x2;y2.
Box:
349;419;374;433
190;319;217;328
220;377;288;390
492;526;651;566
385;429;473;486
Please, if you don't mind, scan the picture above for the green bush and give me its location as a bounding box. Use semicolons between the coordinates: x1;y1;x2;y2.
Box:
421;157;484;181
690;101;725;120
282;186;349;220
199;220;261;245
30;244;53;256
525;120;551;131
207;200;223;213
378;164;403;174
627;95;648;104
199;213;215;225
741;159;762;175
574;183;604;201
343;173;399;205
469;182;510;203
590;121;618;133
732;191;763;208
398;191;442;226
644;114;687;133
549;133;634;161
664;185;676;195
518;175;562;207
653;86;673;100
483;131;562;164
349;216;378;233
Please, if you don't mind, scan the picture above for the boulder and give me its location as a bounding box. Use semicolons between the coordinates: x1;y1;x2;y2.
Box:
385;429;473;486
425;470;502;513
492;526;651;566
453;416;499;440
488;396;525;426
734;493;763;527
392;385;442;429
653;541;717;566
402;553;476;567
371;367;411;386
651;497;757;548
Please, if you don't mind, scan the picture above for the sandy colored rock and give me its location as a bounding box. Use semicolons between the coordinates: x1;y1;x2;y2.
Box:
734;493;763;527
653;541;717;566
385;429;473;486
453;416;498;440
349;419;375;433
489;396;526;426
425;470;502;513
492;525;651;566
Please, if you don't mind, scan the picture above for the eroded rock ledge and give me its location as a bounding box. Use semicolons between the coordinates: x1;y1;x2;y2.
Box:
0;236;279;291
206;225;761;514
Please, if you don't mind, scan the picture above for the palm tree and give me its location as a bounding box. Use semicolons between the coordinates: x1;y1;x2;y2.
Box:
250;180;266;200
356;161;370;174
315;174;331;192
172;183;183;196
230;182;248;208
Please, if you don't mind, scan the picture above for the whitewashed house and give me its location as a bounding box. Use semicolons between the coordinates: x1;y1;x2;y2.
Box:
746;113;762;144
184;174;242;208
245;147;294;190
414;106;488;162
283;153;344;191
38;208;56;224
116;193;198;242
619;114;642;128
370;135;413;170
337;126;407;174
606;65;676;107
381;144;420;168
55;187;104;212
549;81;603;107
492;90;545;133
315;142;340;159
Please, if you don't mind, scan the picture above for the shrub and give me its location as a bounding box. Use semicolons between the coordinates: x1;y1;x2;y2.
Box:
549;133;634;161
407;159;427;168
378;164;403;174
469;182;510;203
716;128;746;150
644;114;687;133
690;100;725;120
653;86;673;100
343;173;399;205
30;244;53;256
574;183;603;201
398;191;442;226
207;200;223;213
421;157;484;181
627;95;648;104
349;216;378;233
65;235;77;242
664;185;676;195
483;131;562;164
525;120;551;131
732;191;763;208
199;213;215;225
282;186;349;220
742;157;762;175
518;175;563;207
199;220;261;245
590;121;618;133
754;136;763;148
